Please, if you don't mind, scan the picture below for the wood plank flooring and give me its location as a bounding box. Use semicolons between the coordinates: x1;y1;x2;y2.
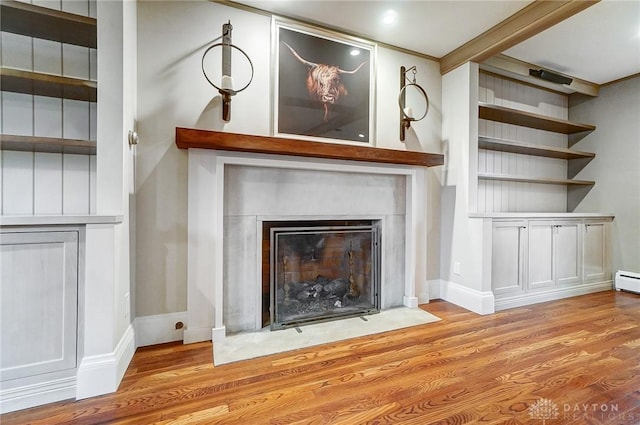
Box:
2;291;639;424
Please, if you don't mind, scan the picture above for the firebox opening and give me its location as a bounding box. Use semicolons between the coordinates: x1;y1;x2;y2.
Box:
263;220;381;330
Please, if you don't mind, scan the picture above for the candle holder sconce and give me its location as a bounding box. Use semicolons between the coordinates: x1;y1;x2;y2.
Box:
201;21;254;122
399;65;429;141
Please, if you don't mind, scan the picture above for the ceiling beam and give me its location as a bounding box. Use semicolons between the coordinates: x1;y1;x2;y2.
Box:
440;0;600;75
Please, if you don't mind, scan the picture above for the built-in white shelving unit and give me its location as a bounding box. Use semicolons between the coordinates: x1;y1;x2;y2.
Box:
1;0;97;151
477;71;612;311
1;0;97;215
478;100;596;192
477;72;598;213
1;0;102;413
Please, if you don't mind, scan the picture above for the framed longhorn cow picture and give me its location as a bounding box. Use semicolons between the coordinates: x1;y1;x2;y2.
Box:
273;19;376;145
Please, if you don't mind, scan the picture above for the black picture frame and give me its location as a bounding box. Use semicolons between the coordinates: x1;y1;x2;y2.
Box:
273;20;376;145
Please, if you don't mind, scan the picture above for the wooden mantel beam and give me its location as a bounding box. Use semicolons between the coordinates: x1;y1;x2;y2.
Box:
175;128;444;167
440;0;600;75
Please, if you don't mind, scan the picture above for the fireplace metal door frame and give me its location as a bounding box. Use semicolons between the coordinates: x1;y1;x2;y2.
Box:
269;223;381;330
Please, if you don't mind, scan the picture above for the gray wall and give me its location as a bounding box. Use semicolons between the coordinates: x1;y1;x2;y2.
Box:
571;76;640;274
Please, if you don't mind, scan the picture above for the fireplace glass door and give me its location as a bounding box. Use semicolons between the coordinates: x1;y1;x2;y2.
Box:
270;223;380;330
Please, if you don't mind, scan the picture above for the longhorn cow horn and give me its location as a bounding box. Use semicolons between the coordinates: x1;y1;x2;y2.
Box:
281;41;317;67
338;61;368;74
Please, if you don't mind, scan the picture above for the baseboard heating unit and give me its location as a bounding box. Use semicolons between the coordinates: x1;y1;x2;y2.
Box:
615;270;640;294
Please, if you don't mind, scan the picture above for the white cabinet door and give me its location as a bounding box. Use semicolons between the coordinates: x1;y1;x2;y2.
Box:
584;221;608;282
528;222;554;290
555;221;582;286
491;221;527;296
1;230;78;382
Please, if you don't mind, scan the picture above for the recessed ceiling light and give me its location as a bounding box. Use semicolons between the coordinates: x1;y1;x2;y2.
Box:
382;10;397;25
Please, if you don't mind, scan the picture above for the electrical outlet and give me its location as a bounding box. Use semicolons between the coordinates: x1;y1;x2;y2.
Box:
453;261;461;275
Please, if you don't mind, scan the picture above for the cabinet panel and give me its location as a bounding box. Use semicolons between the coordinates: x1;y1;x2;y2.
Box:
584;222;607;282
555;222;582;286
0;230;78;381
528;223;554;290
491;221;526;295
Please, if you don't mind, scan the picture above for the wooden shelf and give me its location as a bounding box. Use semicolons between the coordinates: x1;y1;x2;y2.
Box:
0;0;96;48
1;134;96;155
478;173;594;186
478;136;595;160
175;128;444;167
479;102;595;134
1;67;97;102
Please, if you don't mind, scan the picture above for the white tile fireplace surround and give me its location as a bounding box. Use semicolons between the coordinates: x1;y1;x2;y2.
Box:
181;130;442;343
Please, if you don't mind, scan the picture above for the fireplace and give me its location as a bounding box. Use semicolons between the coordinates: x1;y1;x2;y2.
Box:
179;130;441;343
265;220;381;329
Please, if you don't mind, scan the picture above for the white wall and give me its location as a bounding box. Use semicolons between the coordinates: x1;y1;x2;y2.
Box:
571;76;640;274
439;63;495;314
135;1;442;317
441;62;482;288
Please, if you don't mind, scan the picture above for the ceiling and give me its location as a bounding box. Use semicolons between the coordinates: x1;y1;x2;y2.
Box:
231;0;640;86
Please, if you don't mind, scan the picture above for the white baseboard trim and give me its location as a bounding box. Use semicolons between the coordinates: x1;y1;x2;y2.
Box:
1;326;135;412
116;324;136;384
439;280;495;315
134;311;186;347
495;281;613;311
0;376;76;414
184;326;214;344
76;324;135;400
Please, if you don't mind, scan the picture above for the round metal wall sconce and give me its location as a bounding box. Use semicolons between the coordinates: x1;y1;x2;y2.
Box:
201;21;254;122
399;65;429;141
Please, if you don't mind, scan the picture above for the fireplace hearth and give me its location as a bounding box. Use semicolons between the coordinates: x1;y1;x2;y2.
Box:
268;221;381;330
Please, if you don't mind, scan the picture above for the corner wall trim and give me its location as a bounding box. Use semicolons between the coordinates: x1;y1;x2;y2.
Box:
134;312;187;347
439;280;495;315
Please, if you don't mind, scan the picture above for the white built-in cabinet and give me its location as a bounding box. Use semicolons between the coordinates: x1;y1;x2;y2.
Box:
491;217;612;310
0;0;102;413
0;228;79;382
477;71;613;310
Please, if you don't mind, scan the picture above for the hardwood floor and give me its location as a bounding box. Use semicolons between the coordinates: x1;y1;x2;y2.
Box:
3;291;639;424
